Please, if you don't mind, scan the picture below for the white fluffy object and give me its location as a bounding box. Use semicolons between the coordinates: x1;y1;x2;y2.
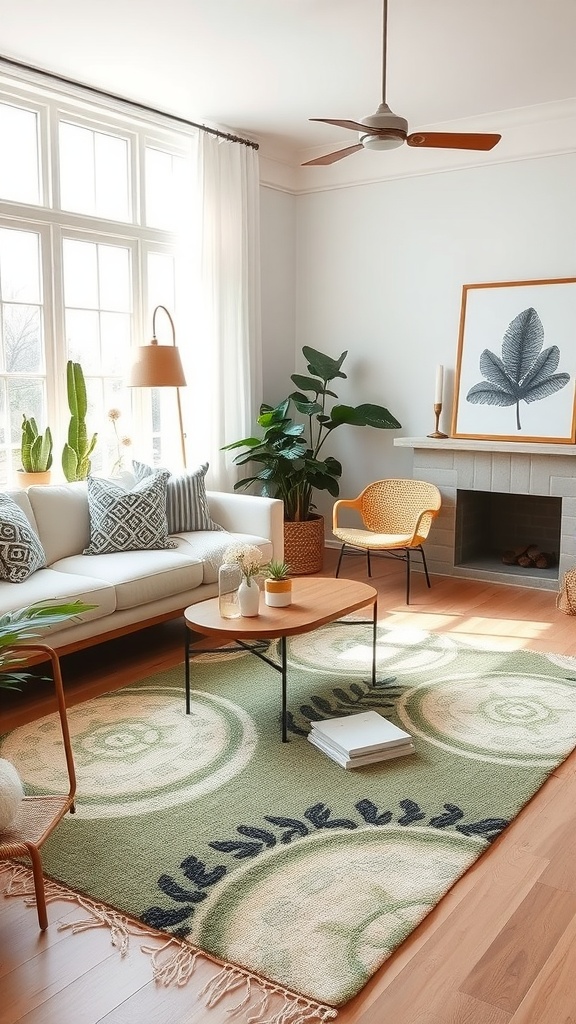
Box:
0;758;24;830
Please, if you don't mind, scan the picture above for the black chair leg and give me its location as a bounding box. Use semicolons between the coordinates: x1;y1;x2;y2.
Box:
420;545;432;588
366;549;372;577
406;548;411;604
335;545;346;577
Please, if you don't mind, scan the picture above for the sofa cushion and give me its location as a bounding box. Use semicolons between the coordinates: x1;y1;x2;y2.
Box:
53;550;204;610
133;461;223;533
175;531;274;584
84;473;176;555
26;482;91;564
0;568;115;623
0;494;46;583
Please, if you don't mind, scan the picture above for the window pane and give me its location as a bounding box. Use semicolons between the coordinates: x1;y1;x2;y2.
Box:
145;147;186;230
63;239;99;308
4;304;42;372
148;251;176;315
59;120;130;221
65;309;100;370
98;245;130;311
95;133;130;221
0;102;40;204
8;378;45;444
0;228;41;302
101;312;131;375
59;121;95;215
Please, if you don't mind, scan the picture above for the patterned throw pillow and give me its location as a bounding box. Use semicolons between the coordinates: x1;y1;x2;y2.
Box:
83;473;176;555
132;461;223;534
0;494;46;582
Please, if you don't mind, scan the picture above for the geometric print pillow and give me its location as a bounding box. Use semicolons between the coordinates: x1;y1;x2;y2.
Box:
83;472;176;555
0;493;46;582
132;460;223;533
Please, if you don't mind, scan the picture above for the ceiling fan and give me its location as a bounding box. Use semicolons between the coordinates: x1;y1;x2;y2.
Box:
302;0;501;167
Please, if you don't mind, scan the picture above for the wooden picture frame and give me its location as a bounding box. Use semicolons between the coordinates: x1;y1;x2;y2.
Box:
451;277;576;443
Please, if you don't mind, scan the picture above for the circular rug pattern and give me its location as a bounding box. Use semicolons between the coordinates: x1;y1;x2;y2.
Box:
1;685;257;818
193;824;483;1005
286;624;459;676
396;671;576;766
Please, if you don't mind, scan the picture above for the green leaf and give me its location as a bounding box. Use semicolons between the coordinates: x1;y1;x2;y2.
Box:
302;346;348;383
328;404;401;429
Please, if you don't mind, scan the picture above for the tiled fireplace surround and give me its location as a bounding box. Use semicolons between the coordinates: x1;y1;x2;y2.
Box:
395;438;576;591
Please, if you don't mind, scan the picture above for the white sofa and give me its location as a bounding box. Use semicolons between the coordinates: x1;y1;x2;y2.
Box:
0;483;284;654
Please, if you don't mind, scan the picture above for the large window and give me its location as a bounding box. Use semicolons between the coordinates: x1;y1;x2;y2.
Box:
0;70;194;485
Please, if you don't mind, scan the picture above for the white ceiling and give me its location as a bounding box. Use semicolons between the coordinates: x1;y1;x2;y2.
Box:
2;0;576;163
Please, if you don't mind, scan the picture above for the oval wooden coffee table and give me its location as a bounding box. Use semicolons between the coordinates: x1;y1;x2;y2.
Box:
184;577;378;741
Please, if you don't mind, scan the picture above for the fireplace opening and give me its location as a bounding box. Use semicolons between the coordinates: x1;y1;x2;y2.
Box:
455;490;562;581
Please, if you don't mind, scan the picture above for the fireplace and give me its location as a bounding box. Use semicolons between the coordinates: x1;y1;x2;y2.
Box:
394;437;576;591
455;490;562;582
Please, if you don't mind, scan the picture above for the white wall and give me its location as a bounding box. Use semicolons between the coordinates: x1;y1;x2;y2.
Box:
292;152;576;519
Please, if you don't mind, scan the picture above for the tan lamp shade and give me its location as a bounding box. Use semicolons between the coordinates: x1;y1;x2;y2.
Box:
129;341;186;388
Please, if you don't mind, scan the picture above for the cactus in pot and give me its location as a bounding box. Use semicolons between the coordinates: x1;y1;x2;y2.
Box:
62;360;98;481
20;415;53;474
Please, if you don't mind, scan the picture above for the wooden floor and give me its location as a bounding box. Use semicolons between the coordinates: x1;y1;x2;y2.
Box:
2;550;576;1024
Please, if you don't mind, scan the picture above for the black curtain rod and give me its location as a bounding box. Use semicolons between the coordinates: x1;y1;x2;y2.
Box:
0;54;259;150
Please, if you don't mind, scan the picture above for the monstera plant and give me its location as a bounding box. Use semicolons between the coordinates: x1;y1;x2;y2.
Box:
224;346;401;522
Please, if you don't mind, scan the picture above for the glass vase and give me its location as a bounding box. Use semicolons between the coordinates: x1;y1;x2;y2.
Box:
218;563;242;618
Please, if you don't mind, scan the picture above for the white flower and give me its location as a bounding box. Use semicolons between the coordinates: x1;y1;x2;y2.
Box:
223;543;263;581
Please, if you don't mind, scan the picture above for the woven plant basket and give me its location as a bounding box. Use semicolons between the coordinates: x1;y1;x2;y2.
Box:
283;514;325;575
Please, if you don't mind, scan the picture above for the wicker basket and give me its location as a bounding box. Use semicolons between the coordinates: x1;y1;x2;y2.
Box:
283;514;325;575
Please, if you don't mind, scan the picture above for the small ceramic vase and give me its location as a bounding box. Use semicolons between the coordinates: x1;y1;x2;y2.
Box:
238;578;260;616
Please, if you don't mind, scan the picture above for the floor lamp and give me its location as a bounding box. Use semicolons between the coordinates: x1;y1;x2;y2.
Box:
129;305;187;468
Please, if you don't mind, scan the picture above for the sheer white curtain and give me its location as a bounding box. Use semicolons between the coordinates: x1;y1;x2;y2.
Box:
183;131;262;491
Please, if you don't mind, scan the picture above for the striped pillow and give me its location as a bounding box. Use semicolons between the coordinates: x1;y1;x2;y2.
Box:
132;461;223;534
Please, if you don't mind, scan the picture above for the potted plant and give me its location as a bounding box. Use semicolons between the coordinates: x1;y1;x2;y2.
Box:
17;415;53;487
223;346;401;573
62;360;98;482
0;600;95;690
262;559;293;607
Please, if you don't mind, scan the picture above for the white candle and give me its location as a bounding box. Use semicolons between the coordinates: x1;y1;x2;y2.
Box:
434;365;444;405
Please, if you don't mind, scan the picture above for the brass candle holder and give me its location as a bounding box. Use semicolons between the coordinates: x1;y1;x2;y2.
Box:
427;403;448;439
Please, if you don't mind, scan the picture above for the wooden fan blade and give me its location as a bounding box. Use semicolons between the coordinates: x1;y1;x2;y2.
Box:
302;144;364;167
310;118;381;136
407;131;501;151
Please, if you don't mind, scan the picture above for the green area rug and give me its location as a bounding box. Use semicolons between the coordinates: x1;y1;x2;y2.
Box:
3;624;576;1014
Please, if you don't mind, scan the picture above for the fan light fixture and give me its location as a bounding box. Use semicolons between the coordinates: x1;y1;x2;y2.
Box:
129;304;187;467
362;133;404;151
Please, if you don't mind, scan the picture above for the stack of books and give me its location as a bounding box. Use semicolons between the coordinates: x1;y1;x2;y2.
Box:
308;710;415;769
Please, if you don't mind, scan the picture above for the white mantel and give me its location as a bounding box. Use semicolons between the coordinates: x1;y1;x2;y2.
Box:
395;437;576;591
395;437;576;457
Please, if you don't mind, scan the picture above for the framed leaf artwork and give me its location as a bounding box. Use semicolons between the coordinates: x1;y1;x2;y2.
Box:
451;277;576;443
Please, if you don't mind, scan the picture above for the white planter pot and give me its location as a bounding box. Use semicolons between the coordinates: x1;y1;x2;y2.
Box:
238;578;260;616
264;579;293;607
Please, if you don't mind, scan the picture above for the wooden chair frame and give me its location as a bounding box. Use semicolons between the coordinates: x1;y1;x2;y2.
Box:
0;643;76;930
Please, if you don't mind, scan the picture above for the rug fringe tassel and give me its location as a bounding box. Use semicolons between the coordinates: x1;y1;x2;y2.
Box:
1;863;337;1023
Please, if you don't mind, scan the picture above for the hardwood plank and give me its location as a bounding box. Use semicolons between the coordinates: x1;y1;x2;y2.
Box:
459;882;576;1012
508;909;576;1024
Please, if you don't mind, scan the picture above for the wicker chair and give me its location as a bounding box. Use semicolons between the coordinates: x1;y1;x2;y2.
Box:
332;479;442;604
0;643;76;930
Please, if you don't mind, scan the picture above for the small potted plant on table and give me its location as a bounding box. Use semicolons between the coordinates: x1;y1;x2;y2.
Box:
263;560;293;607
